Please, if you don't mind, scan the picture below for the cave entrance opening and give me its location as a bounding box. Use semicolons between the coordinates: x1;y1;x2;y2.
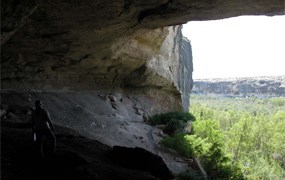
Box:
182;15;285;80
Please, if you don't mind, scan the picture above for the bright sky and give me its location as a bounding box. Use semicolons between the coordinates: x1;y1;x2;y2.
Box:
182;15;285;79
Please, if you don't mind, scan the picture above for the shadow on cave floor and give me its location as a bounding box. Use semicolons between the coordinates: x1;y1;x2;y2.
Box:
1;123;164;180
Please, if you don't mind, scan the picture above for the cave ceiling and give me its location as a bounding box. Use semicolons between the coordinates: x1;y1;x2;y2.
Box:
1;0;284;90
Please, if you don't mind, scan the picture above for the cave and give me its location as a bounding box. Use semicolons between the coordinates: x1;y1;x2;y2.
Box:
1;0;284;179
1;0;284;112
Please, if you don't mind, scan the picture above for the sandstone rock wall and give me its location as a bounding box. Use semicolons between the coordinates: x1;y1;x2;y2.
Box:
115;26;193;113
1;23;192;113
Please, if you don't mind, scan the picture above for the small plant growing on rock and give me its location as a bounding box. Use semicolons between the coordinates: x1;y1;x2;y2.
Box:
149;112;195;135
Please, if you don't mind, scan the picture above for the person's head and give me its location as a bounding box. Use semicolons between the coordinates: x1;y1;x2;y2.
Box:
35;100;43;109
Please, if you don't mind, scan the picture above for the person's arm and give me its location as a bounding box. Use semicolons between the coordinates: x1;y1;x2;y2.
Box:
46;110;55;132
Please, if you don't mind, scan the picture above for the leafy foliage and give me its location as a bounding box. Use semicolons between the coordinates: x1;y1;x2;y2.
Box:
149;112;195;135
149;112;195;125
190;95;285;179
161;134;194;157
151;111;244;179
150;97;285;179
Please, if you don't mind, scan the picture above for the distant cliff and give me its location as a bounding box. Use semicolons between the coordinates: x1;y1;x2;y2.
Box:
192;76;285;97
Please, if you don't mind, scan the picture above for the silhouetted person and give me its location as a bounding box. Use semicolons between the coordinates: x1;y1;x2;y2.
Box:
32;100;56;159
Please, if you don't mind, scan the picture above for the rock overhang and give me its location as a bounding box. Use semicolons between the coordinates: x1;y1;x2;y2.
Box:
1;0;284;111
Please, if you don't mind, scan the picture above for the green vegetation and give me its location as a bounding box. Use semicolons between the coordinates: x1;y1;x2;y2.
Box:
149;96;285;179
149;112;195;135
190;95;285;179
149;112;195;125
149;111;244;179
161;117;244;179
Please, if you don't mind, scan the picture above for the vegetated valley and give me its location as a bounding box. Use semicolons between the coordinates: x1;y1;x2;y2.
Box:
188;92;285;179
150;76;285;180
139;77;285;179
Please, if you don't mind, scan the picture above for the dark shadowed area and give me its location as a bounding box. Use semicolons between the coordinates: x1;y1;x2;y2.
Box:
1;123;173;180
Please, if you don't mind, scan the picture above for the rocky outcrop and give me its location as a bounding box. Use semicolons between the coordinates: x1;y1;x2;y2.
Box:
192;76;285;97
1;0;284;112
179;36;193;111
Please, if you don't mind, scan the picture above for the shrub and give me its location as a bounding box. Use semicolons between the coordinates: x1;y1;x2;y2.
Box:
152;110;246;179
149;112;195;125
161;134;193;157
149;112;195;135
163;119;184;135
161;118;245;179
